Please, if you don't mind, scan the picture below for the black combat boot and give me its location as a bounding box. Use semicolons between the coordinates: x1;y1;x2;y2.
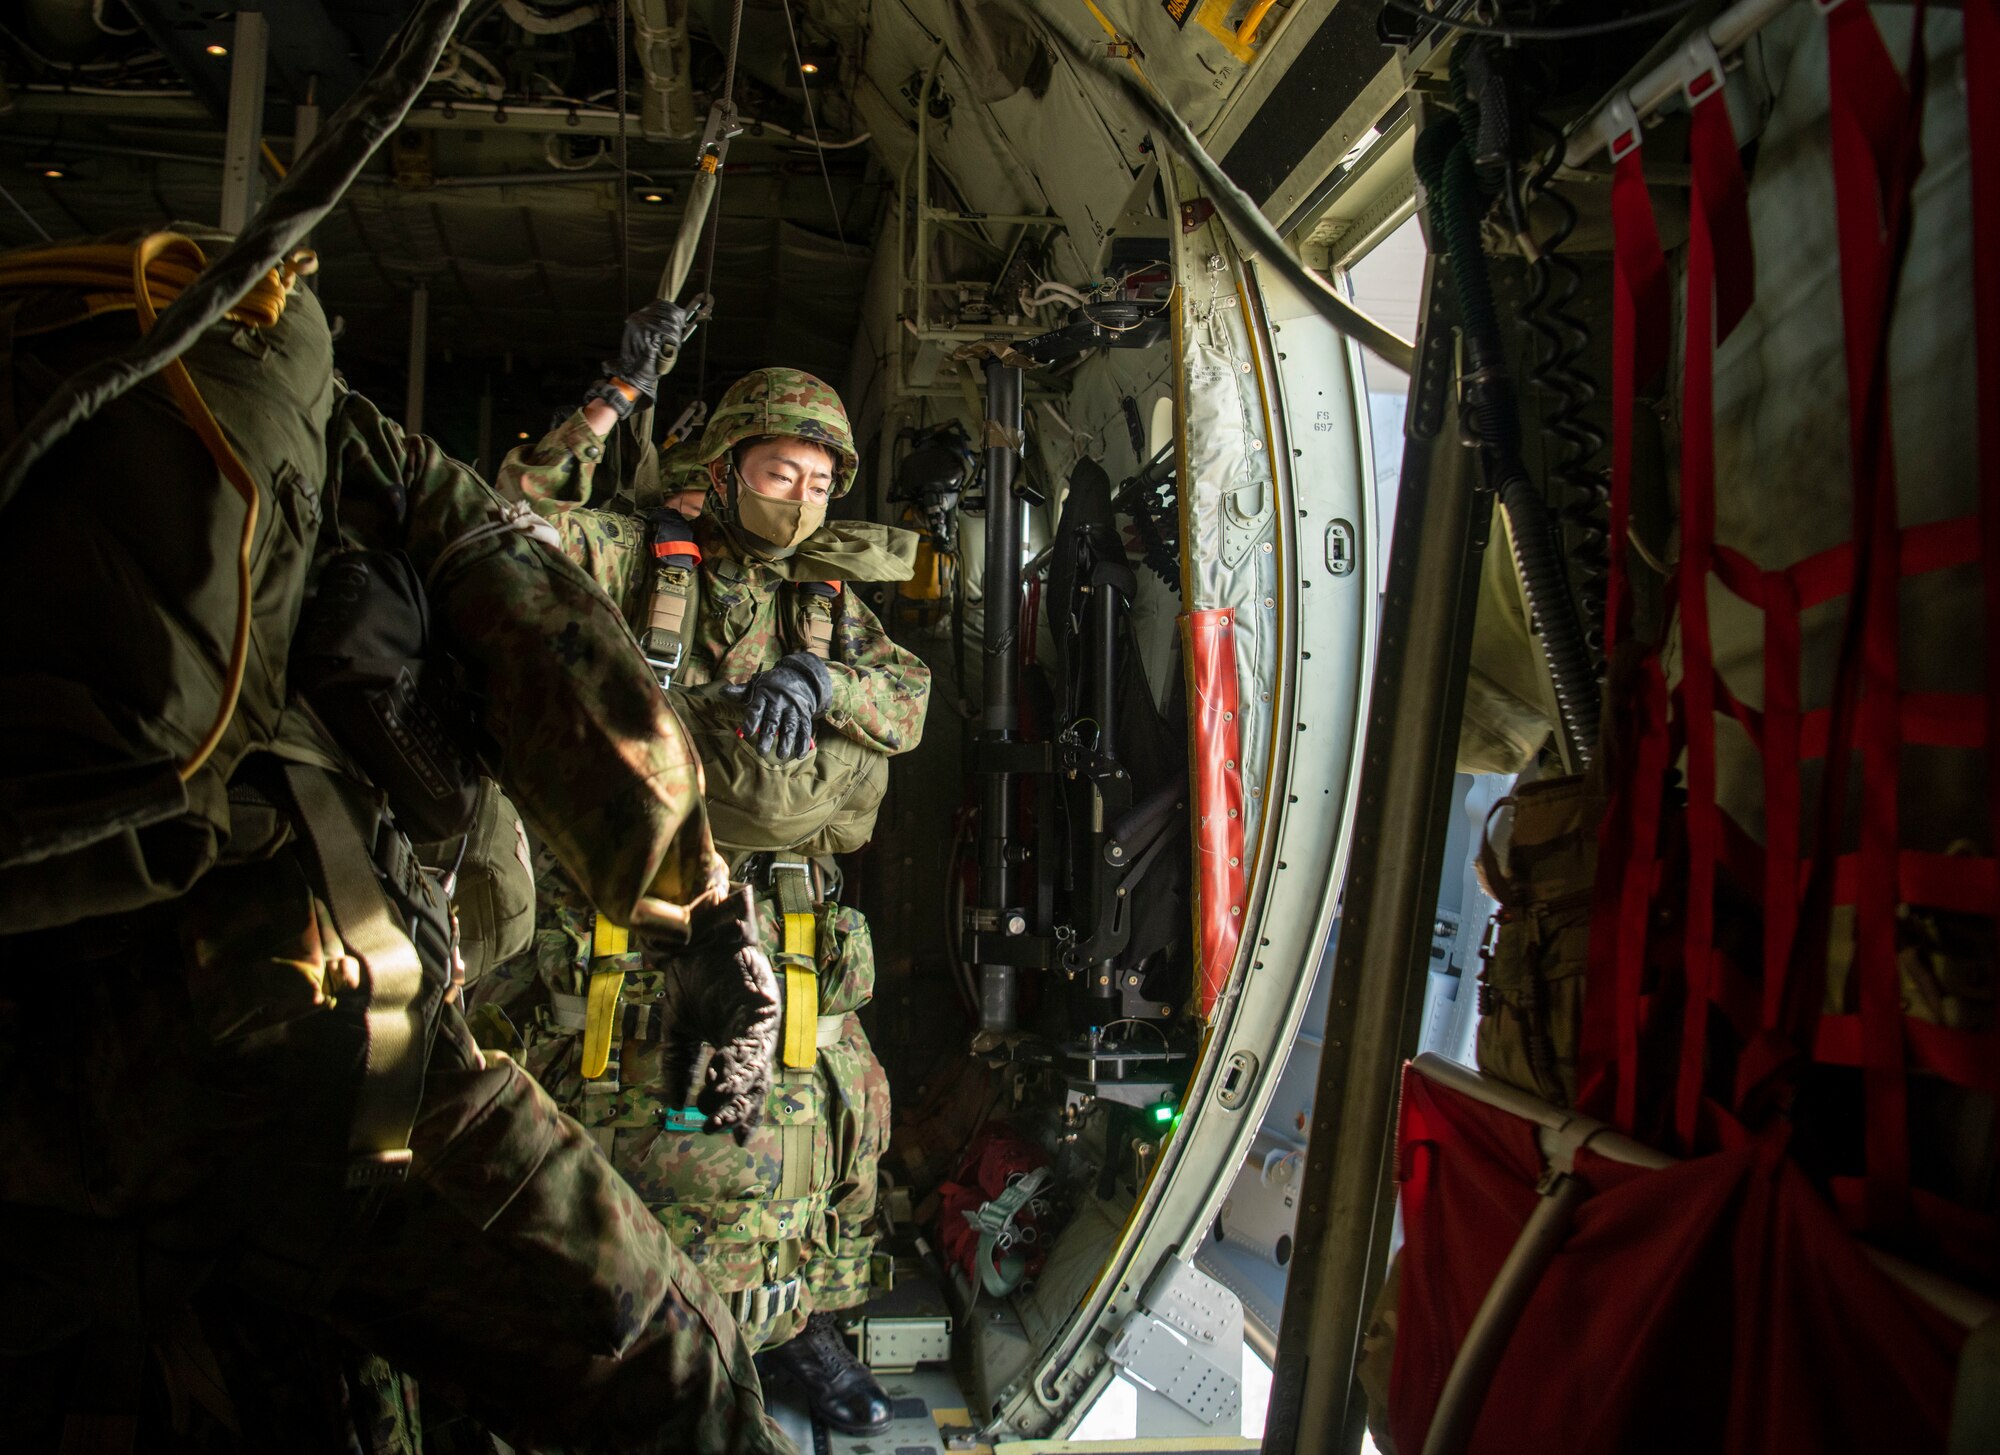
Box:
765;1312;893;1435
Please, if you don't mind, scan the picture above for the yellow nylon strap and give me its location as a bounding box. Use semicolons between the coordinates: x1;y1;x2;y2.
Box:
592;915;630;958
783;909;816;960
582;914;630;1080
582;969;626;1080
782;966;818;1069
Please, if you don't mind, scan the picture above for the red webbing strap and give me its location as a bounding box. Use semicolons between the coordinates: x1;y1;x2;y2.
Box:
1760;568;1802;1036
1967;0;2000;1102
1581;137;1671;1131
1821;0;1925;1230
1671;68;1754;1152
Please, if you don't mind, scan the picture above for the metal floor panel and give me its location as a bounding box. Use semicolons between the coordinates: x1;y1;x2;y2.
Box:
765;1364;977;1455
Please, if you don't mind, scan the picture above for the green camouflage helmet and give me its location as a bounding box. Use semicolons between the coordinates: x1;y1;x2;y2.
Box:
695;367;859;498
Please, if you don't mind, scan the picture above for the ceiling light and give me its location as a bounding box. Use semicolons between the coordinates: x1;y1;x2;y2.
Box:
206;44;229;57
800;61;820;75
42;167;65;179
642;191;666;203
517;431;531;440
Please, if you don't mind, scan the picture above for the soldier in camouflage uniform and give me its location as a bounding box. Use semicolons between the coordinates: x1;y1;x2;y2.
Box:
0;245;788;1453
485;344;925;1436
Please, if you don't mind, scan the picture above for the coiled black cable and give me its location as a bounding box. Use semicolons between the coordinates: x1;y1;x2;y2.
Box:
1518;98;1611;669
1416;66;1602;761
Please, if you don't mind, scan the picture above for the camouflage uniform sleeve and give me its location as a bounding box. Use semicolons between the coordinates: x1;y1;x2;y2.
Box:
491;407;610;511
326;389;723;919
822;585;931;756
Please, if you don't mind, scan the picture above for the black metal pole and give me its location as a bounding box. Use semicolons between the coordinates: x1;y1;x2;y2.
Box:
1088;570;1120;762
978;359;1025;1033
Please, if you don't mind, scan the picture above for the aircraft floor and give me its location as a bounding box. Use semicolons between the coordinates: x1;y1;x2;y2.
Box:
764;1362;972;1454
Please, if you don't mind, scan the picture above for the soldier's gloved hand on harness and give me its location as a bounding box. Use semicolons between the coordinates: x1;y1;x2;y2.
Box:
722;651;832;761
587;300;690;418
657;885;780;1145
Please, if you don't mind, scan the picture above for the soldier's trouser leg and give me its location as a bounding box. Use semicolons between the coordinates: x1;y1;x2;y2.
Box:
806;1015;891;1315
312;1020;789;1455
0;853;789;1455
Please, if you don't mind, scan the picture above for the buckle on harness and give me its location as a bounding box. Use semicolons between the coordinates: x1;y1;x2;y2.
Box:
644;636;685;683
347;1147;414;1189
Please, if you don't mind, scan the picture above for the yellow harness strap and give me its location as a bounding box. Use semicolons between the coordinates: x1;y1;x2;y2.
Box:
773;862;820;1070
582;914;630;1081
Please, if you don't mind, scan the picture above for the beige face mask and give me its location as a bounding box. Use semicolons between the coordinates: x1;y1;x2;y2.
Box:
734;476;828;555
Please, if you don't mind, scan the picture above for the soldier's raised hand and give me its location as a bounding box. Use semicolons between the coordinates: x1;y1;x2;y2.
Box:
602;299;690;401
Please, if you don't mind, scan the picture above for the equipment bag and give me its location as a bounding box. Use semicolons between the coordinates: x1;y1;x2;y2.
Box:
0;230;335;933
416;777;535;989
1473;775;1601;1108
669;683;888;857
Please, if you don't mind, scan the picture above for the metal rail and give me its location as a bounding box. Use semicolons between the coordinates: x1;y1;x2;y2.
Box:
1263;251;1486;1455
1563;0;1800;169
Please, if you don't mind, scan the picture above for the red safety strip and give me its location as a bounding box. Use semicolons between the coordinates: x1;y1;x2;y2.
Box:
1820;0;1930;1231
1581;140;1672;1131
652;539;703;561
1184;608;1246;1019
1671;78;1754;1153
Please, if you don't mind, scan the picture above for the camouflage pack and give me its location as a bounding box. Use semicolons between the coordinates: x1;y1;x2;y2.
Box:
0;229;335;931
1473;774;1600;1107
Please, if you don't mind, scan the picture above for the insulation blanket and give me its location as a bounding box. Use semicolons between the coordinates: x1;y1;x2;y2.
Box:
1388;1067;1965;1455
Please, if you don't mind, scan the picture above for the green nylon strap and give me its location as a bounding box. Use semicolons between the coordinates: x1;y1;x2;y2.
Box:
640;561;698;685
965;1166;1051;1298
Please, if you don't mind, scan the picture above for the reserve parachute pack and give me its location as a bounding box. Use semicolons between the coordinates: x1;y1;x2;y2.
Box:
509;883;887;1349
0;229;335;933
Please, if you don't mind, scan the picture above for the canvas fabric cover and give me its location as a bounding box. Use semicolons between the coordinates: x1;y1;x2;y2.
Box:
1387;1067;1966;1455
0;229;336;931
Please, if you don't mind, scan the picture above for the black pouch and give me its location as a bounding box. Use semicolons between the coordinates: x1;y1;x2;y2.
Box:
290;550;479;842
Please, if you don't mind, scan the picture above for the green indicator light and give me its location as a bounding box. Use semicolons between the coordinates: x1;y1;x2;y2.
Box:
1152;1104;1174;1124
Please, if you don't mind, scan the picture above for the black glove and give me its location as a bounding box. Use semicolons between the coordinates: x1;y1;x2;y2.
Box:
657;886;780;1145
590;300;689;415
721;652;833;761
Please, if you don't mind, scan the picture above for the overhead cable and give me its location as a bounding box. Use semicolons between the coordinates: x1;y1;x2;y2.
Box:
0;0;471;515
777;0;848;247
1017;0;1414;372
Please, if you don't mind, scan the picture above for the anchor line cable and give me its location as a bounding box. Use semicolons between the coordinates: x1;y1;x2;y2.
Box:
698;0;747;398
617;0;630;312
778;0;846;248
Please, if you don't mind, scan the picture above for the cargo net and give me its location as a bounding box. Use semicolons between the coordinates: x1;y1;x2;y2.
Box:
1581;1;1999;1290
